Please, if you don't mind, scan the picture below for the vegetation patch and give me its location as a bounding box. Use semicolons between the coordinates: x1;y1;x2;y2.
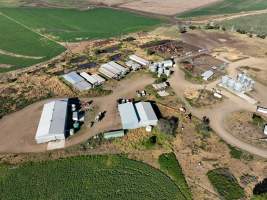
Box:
159;152;192;200
207;168;245;200
0;155;183;200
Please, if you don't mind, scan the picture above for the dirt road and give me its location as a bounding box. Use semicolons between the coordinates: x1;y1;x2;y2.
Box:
170;60;267;158
0;72;153;153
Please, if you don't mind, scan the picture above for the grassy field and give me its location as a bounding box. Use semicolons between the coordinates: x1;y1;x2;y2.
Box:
0;7;161;72
0;155;183;200
220;13;267;35
207;168;245;200
159;152;192;200
177;0;267;18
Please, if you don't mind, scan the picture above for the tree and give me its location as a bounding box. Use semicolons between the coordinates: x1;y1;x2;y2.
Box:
158;117;179;136
253;178;267;195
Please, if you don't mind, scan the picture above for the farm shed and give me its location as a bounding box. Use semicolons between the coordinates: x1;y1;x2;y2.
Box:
201;70;214;81
129;54;149;66
118;101;158;130
62;72;92;91
103;130;125;139
125;60;141;71
108;61;128;75
35;100;68;144
118;102;140;129
80;72;98;86
135;102;158;127
91;74;105;84
99;66;118;79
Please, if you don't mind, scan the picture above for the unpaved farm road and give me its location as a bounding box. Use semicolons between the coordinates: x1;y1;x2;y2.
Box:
170;59;267;159
0;72;153;153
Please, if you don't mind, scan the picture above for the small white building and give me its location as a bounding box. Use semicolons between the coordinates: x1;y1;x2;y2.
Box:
264;125;267;136
201;70;214;81
35;100;68;144
135;102;158;127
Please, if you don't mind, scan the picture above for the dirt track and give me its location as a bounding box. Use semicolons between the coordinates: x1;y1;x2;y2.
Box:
0;72;153;153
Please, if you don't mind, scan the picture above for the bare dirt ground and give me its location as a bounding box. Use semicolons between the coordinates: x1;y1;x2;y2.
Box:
181;30;267;57
225;111;267;149
119;0;220;16
0;72;153;153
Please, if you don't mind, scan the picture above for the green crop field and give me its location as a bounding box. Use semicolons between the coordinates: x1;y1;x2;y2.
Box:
220;13;267;35
177;0;267;18
0;7;161;72
159;153;192;200
207;168;245;200
0;155;184;200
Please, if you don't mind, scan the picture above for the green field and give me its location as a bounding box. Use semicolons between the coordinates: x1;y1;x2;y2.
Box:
0;155;184;200
177;0;267;18
0;7;161;72
220;13;267;35
207;168;245;200
159;153;192;200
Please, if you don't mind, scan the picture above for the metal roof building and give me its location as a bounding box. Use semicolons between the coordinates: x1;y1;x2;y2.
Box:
80;72;98;86
103;130;125;139
118;102;140;129
62;72;92;91
118;101;158;130
35;99;68;144
129;55;149;66
91;74;105;84
135;102;158;127
201;70;214;81
108;61;128;75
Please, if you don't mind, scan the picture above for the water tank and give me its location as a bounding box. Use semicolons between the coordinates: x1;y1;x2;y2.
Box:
221;76;229;85
227;79;235;89
234;82;243;92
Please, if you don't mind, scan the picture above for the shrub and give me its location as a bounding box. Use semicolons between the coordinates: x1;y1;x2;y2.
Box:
253;178;267;195
157;117;179;136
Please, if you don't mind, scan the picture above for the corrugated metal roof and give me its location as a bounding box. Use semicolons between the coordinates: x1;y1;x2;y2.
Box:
35;100;68;143
62;72;84;84
135;102;158;126
74;81;92;91
80;72;98;85
118;102;139;129
201;70;214;81
108;61;127;73
103;130;125;139
91;74;105;84
129;55;149;66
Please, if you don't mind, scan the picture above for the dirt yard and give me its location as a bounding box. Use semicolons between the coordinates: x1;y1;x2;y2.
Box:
119;0;220;16
225;111;267;149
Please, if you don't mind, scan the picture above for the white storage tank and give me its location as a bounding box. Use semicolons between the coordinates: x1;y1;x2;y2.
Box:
227;79;235;89
221;76;229;85
234;82;243;92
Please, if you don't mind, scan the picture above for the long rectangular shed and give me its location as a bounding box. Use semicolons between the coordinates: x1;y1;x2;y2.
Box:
99;66;118;79
80;72;98;86
135;102;158;127
35;100;68;144
91;74;105;84
118;102;140;129
103;130;125;139
101;63;121;75
108;61;128;75
62;72;92;91
129;55;149;66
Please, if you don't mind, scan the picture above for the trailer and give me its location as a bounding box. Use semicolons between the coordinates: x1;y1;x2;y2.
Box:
99;67;118;79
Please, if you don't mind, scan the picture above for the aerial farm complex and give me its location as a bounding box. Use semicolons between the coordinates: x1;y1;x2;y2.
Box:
1;1;267;200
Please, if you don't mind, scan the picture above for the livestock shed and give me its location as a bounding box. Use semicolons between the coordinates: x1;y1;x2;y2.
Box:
99;66;118;79
125;60;141;71
118;101;158;130
62;72;92;91
129;55;149;66
35;99;68;144
91;74;105;85
80;72;98;87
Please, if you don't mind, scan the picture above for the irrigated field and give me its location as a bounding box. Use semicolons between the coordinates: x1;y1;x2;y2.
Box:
177;0;267;18
0;7;161;72
220;13;267;35
0;155;184;200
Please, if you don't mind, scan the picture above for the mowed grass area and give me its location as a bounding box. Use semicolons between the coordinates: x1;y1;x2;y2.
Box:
0;155;183;200
220;13;267;35
0;8;161;72
177;0;267;18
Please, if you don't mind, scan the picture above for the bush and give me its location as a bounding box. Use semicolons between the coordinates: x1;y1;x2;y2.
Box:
252;113;265;128
253;178;267;195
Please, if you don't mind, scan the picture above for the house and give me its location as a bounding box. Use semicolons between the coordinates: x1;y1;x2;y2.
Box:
35;99;68;144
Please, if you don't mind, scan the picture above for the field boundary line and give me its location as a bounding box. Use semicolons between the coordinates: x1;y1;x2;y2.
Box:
0;12;62;46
